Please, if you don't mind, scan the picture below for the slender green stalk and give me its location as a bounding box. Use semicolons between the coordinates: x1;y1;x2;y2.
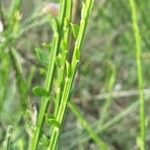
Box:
68;101;109;150
54;0;72;116
48;0;94;149
99;64;116;125
128;0;145;149
30;26;59;150
0;50;10;111
30;1;68;149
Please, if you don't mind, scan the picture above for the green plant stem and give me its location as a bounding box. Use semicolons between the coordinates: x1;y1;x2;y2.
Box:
48;0;94;149
129;0;145;150
99;64;116;125
30;30;59;150
0;51;10;111
54;0;72;116
30;1;68;149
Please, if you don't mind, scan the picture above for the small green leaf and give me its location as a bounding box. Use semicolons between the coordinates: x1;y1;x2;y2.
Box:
50;18;59;33
32;86;49;97
40;135;49;146
35;48;50;67
71;23;79;39
48;118;60;129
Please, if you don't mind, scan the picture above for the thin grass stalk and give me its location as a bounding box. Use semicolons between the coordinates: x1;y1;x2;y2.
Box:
99;64;116;125
68;101;109;150
129;0;145;150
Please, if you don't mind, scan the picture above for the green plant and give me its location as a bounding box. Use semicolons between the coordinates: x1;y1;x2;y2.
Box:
30;0;100;149
129;0;145;149
0;0;149;149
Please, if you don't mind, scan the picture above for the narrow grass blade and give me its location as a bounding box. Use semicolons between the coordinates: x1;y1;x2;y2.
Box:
129;0;145;149
68;101;110;150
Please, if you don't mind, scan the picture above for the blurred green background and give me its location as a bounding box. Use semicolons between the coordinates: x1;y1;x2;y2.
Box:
0;0;150;149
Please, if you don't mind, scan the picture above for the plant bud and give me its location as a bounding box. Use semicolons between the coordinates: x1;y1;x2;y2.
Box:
42;2;60;17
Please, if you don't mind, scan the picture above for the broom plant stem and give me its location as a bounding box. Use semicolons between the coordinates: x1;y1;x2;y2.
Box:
48;0;94;149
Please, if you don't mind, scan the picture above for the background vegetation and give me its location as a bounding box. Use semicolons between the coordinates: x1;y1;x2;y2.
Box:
0;0;150;149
